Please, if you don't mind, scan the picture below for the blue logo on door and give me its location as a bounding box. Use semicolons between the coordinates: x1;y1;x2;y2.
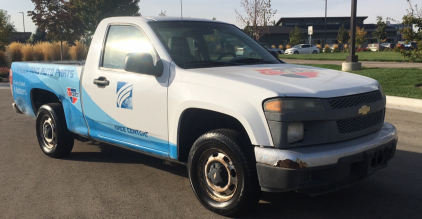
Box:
116;82;133;110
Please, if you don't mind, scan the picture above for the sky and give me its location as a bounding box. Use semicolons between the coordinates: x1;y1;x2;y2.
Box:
0;0;418;33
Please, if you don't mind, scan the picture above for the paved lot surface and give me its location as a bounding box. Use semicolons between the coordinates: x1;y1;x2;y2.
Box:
0;83;10;89
1;89;421;219
283;59;422;69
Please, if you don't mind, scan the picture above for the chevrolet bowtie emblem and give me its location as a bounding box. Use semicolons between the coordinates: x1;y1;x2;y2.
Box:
359;105;371;115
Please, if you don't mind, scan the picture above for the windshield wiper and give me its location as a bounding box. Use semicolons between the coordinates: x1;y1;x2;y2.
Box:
230;58;273;64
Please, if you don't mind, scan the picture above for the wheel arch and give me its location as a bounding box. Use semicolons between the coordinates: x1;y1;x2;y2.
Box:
177;108;259;162
30;88;61;115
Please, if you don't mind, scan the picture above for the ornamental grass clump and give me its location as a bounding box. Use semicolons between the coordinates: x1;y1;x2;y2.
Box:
69;41;88;60
9;42;23;62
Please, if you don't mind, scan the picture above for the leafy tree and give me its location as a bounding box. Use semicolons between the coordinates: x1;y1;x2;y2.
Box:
393;0;422;62
349;26;368;48
73;0;140;38
289;26;303;46
337;24;350;51
235;0;277;41
212;17;217;20
31;27;47;43
0;10;16;51
372;16;387;52
28;0;84;60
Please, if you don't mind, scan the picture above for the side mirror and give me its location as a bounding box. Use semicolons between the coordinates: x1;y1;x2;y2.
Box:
269;50;279;58
124;53;163;77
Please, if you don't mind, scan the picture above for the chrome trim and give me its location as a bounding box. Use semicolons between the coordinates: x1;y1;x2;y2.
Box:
255;122;397;168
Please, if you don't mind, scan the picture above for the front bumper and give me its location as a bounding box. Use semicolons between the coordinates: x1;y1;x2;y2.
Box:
255;122;397;195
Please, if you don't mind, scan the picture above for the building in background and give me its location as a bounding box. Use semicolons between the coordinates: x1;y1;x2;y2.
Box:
10;32;32;43
259;16;398;47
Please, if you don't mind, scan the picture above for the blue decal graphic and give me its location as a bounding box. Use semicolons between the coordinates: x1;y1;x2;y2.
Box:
116;82;133;110
67;87;79;104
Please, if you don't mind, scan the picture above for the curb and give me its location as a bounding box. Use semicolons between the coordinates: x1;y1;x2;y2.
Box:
386;96;422;114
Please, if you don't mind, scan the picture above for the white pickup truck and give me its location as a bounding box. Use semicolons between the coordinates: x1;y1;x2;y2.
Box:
10;17;397;216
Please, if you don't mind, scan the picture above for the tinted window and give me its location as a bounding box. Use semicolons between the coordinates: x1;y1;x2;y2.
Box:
102;25;158;69
149;21;281;69
302;45;310;48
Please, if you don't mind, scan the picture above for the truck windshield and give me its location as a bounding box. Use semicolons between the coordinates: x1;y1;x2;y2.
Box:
148;21;281;69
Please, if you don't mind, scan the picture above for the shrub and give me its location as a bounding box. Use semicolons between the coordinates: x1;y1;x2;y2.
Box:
22;44;35;61
342;44;348;52
9;42;23;62
50;42;70;60
271;44;276;48
0;50;7;67
316;44;322;52
332;44;340;52
286;45;291;49
323;44;331;53
33;43;45;61
278;45;284;50
69;41;88;60
0;67;9;79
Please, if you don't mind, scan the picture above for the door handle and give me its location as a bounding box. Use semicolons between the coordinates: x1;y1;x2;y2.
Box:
93;76;110;87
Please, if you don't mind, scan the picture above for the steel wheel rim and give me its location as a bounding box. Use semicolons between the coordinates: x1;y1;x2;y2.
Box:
198;149;238;202
41;116;56;150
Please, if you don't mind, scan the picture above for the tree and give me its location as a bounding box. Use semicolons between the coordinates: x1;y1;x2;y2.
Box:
349;26;368;48
337;24;350;51
0;10;16;51
28;0;84;60
289;26;303;46
159;10;166;17
31;27;47;43
73;0;140;38
235;0;277;41
393;0;422;62
372;16;387;52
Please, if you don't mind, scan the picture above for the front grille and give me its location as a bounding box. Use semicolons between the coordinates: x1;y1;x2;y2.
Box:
329;91;383;109
337;110;384;133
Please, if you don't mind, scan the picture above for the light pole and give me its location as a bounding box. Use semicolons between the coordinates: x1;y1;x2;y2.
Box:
324;0;327;46
19;12;25;33
342;0;361;71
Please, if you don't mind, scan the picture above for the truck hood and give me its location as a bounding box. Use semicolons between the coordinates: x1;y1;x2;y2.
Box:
188;63;379;98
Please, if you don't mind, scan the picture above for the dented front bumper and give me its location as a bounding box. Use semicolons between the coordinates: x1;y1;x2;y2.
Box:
255;122;397;194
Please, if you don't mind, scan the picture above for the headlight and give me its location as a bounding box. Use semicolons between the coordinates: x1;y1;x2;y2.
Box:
264;98;324;113
287;122;304;143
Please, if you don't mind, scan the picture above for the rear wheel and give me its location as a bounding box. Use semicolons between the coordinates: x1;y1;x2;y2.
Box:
312;50;318;54
188;129;261;217
36;103;74;158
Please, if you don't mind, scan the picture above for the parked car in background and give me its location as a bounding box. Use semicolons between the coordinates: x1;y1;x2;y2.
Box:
380;43;396;49
259;43;284;55
285;44;319;54
404;42;418;51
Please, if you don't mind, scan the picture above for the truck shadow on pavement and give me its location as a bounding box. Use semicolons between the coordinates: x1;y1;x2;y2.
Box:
245;149;422;219
65;143;421;218
65;141;189;178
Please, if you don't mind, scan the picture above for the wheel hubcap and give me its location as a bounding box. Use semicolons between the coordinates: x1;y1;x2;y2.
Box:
199;150;238;202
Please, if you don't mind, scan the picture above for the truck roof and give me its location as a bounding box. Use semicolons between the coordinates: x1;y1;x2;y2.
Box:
113;16;227;24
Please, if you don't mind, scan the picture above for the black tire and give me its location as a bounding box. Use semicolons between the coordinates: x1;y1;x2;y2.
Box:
313;50;318;54
187;129;261;217
294;51;299;54
36;103;74;158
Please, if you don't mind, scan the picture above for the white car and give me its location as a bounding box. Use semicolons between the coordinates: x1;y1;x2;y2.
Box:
285;44;319;54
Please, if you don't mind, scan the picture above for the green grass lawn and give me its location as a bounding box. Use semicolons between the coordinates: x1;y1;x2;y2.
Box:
281;51;419;63
302;64;422;99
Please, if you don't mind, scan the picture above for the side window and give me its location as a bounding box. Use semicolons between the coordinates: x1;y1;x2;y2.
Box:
102;25;157;70
302;45;310;48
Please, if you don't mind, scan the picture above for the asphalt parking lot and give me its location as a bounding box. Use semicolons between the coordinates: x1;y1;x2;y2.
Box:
1;89;421;218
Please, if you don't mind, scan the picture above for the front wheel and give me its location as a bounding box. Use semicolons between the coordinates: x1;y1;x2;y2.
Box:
188;129;261;217
294;51;299;54
313;50;318;54
36;103;74;158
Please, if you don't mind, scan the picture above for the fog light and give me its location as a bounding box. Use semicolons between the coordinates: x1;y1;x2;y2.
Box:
287;122;304;143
